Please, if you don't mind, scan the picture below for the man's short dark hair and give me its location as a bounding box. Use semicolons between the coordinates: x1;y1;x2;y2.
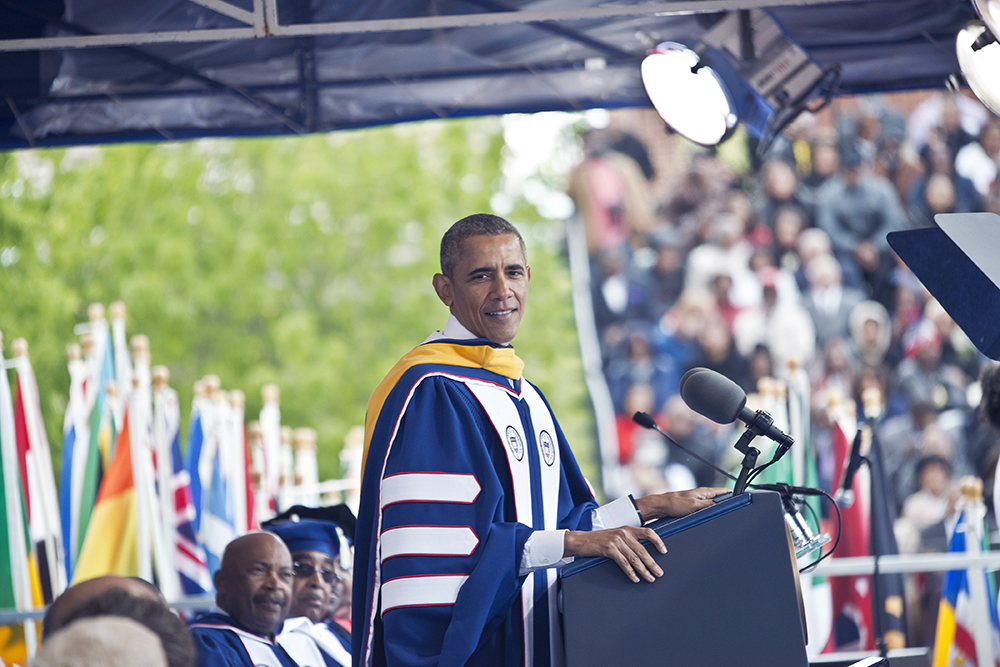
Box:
57;588;195;667
42;576;165;638
440;213;526;278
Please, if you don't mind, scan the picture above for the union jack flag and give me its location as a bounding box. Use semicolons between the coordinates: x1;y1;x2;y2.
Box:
154;385;211;595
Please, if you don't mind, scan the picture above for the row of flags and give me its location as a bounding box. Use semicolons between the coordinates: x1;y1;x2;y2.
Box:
750;368;1000;665
739;370;906;655
0;334;47;664
932;479;1000;667
0;302;326;665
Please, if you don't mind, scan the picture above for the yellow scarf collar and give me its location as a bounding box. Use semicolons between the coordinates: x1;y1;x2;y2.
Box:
362;341;524;474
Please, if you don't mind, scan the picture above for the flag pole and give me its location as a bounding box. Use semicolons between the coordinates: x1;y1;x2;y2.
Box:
293;428;319;507
960;477;996;667
228;390;248;536
259;384;281;521
128;377;152;583
0;332;37;659
61;343;90;580
109;302;131;429
132;334;172;598
152;365;179;601
279;425;294;512
11;338;67;601
248;421;266;528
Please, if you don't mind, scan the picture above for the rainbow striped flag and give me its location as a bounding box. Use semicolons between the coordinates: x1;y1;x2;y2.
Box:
71;410;139;582
155;385;211;595
63;319;118;583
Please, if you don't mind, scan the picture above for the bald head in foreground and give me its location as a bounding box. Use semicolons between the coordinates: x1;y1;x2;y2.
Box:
43;576;193;667
43;575;166;639
36;616;168;667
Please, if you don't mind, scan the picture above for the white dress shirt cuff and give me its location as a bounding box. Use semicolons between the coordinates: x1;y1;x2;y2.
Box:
592;495;642;530
519;529;572;575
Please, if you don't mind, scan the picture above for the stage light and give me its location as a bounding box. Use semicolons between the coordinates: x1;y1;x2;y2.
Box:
956;21;1000;115
640;43;738;146
972;0;1000;36
641;10;836;153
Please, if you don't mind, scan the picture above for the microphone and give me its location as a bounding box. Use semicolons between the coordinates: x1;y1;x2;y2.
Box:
679;368;794;458
631;412;739;484
835;428;865;507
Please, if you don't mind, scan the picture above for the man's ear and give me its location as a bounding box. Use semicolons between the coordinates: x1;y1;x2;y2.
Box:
432;273;453;308
214;569;225;598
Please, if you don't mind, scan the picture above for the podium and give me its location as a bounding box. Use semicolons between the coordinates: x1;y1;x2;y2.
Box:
561;491;808;667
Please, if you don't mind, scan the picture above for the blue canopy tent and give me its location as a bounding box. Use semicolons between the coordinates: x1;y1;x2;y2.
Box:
0;0;978;149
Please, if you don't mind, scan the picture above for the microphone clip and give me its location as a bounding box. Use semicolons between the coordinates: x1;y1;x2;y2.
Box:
744;409;795;459
744;409;775;439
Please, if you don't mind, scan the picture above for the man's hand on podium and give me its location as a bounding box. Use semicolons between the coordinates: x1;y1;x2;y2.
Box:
561;487;729;583
563;525;666;583
634;486;731;523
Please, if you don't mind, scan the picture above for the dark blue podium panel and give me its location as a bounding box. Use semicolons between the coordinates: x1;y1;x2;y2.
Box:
561;491;809;667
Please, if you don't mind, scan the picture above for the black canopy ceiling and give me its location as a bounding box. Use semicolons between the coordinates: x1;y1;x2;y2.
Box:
0;0;978;149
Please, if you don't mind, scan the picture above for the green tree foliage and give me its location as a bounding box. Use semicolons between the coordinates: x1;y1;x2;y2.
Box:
0;119;598;486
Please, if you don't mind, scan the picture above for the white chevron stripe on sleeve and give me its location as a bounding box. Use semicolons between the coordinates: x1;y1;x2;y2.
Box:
381;526;479;561
381;472;480;506
381;574;469;614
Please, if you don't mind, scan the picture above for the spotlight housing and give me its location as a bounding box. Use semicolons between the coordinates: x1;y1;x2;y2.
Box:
641;9;836;153
641;43;739;147
972;0;1000;36
957;21;1000;115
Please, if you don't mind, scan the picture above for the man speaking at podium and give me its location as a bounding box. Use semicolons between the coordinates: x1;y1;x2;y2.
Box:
353;213;726;667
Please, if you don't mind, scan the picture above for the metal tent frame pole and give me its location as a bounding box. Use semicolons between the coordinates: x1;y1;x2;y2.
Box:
0;0;843;52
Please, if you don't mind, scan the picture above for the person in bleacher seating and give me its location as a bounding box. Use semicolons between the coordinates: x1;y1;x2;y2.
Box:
802;253;866;350
815;144;905;286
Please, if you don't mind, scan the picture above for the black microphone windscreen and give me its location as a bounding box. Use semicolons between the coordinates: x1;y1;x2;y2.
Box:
632;411;657;429
679;367;747;424
679;367;708;394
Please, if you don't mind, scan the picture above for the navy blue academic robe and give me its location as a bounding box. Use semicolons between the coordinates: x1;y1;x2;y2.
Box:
353;339;599;667
189;612;299;667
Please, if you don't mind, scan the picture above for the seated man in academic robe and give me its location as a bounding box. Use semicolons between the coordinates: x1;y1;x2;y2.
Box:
265;519;352;667
190;532;325;667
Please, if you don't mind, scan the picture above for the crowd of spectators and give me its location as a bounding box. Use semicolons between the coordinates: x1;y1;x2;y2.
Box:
568;93;1000;565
